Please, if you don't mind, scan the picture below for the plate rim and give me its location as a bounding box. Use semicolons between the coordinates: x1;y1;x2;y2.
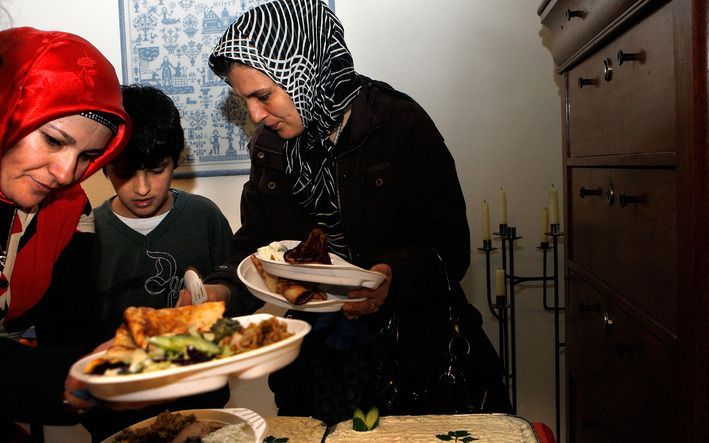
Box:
237;256;366;312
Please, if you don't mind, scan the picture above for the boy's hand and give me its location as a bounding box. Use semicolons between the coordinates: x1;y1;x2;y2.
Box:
176;283;231;306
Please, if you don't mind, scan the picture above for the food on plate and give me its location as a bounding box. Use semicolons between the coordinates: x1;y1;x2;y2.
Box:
201;423;252;442
284;227;332;264
249;228;338;305
251;255;326;305
111;410;252;443
257;241;288;261
124;302;225;349
84;302;292;375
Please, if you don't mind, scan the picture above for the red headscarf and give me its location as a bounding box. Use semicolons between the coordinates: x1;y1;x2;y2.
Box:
0;27;131;324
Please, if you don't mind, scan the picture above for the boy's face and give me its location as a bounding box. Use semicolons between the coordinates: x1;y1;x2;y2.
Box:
106;157;175;218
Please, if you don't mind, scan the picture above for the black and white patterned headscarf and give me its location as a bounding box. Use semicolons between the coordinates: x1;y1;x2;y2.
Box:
210;0;360;258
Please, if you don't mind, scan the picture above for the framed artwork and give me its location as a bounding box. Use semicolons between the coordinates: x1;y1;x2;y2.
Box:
118;0;336;177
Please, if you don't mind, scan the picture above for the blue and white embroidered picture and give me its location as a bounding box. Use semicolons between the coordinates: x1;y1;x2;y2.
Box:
118;0;336;177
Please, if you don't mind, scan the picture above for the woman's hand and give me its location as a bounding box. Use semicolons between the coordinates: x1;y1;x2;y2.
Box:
176;283;231;306
342;263;392;320
63;337;177;412
62;338;114;413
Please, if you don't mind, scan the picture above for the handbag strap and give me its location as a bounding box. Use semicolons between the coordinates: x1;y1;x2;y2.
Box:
433;250;471;370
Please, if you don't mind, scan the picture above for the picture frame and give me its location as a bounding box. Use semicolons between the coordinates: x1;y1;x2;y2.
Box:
118;0;336;178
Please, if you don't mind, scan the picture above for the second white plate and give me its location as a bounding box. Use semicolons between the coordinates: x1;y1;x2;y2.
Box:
238;256;366;312
255;240;386;289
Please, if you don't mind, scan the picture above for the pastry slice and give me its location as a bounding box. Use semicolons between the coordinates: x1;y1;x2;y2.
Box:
123;302;225;349
251;255;326;305
284;227;332;264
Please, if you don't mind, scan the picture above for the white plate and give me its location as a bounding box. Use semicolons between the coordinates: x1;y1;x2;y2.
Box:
238;256;366;312
101;408;267;443
256;240;386;288
70;314;310;402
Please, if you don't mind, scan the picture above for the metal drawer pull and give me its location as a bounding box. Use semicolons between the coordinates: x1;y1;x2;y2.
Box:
579;186;602;198
578;77;596;88
603;58;613;81
619;192;642;208
565;9;585;20
605;182;615;206
603;312;614;332
617;49;643;65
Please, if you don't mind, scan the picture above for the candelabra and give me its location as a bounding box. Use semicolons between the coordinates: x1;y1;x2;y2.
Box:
478;223;564;440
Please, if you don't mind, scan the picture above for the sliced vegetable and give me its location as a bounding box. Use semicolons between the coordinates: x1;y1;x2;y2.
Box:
352;406;379;432
352;408;368;432
210;318;242;343
148;334;221;356
365;406;380;430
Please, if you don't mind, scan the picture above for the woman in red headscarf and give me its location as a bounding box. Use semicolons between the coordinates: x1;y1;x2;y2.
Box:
0;27;131;430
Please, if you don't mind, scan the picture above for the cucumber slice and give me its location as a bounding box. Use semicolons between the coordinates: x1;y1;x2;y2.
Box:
364;406;380;430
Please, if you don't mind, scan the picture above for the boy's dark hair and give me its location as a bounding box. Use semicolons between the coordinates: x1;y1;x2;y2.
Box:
109;84;184;172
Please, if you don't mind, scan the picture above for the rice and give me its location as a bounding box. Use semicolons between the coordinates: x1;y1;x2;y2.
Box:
201;423;253;443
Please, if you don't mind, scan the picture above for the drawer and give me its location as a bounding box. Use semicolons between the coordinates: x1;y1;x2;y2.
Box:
539;0;642;67
566;275;676;441
566;2;675;158
569;167;677;333
568;376;613;443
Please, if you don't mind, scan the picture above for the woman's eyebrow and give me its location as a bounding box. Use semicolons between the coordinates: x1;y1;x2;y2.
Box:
244;88;270;98
44;123;76;145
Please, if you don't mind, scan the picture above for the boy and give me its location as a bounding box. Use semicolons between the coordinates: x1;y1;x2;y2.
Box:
84;84;233;440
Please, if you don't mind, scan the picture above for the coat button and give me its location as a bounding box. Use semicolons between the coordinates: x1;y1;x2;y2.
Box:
375;177;384;187
256;151;265;159
267;181;277;190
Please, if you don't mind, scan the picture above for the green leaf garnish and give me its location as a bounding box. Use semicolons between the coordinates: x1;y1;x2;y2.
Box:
436;430;478;441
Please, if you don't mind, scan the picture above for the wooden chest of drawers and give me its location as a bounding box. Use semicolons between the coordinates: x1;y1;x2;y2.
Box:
539;0;709;441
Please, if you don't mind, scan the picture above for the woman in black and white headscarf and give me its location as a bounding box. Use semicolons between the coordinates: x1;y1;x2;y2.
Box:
205;0;509;424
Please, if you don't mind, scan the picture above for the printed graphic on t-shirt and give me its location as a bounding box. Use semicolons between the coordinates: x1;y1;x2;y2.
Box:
144;250;181;307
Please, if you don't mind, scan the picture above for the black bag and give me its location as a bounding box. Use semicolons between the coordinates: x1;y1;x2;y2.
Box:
370;253;511;416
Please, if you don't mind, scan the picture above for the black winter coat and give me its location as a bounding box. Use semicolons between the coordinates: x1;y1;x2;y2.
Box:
207;76;505;423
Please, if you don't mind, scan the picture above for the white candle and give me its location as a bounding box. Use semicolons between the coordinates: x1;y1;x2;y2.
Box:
495;269;506;295
482;200;490;240
548;185;559;225
540;206;549;242
499;188;508;225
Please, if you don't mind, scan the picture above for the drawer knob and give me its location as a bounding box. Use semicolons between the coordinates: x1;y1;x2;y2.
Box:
605;182;615;206
579;186;602;198
577;77;596;88
617;49;643;65
603;58;613;81
565;9;585;20
603;312;614;332
619;192;642;208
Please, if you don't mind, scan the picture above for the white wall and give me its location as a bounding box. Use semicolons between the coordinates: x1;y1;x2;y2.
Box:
3;0;564;441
